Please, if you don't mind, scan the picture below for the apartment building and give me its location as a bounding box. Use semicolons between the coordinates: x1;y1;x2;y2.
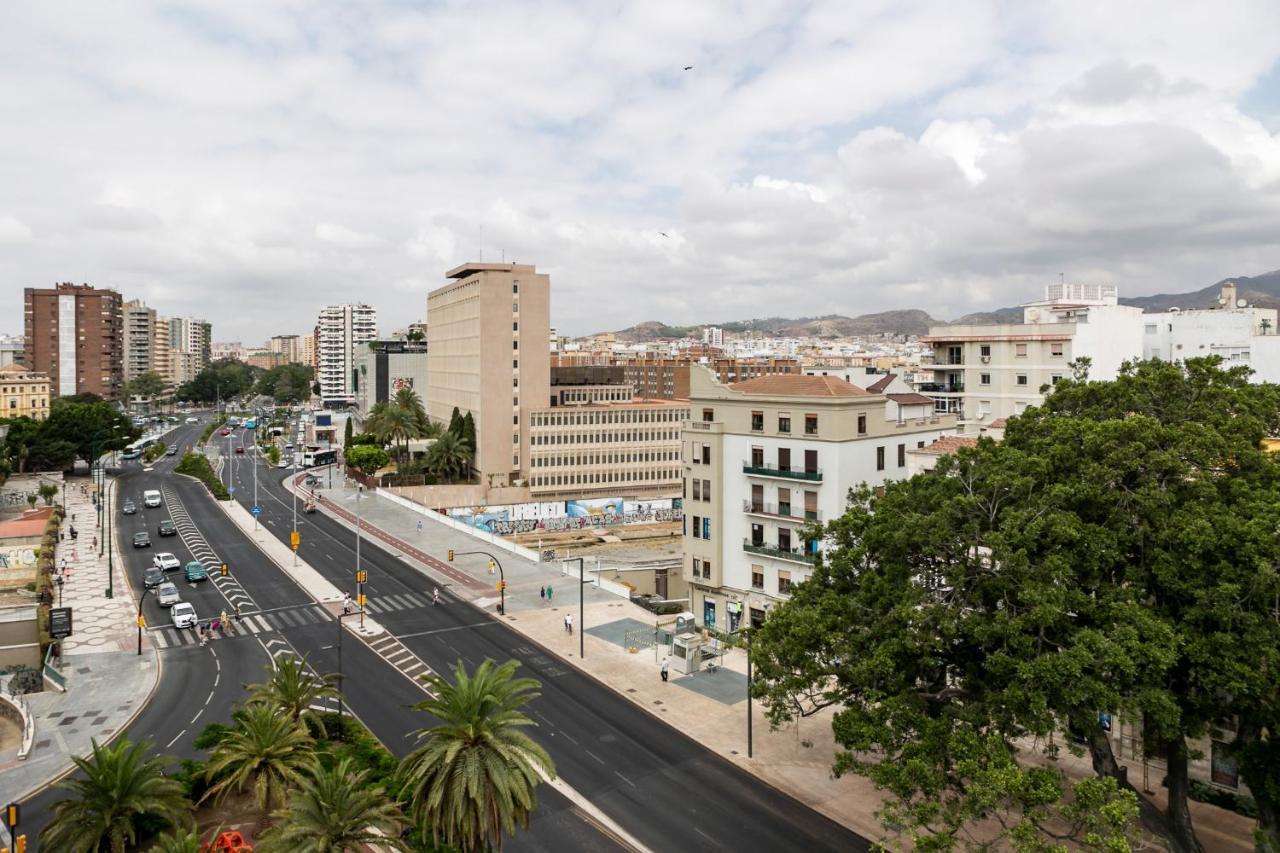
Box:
300;332;317;370
921;283;1143;426
0;335;25;368
269;334;303;364
683;367;958;632
316;304;377;406
0;365;52;420
23;283;124;400
621;355;800;400
245;350;286;370
168;317;213;382
1141;281;1278;370
528;367;688;499
211;341;245;361
153;316;172;385
426;263;550;487
121;300;159;383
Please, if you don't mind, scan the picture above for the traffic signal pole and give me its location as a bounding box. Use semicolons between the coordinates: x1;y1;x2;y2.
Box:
449;550;505;615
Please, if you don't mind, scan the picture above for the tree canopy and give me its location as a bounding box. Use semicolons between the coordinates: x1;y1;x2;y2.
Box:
751;358;1280;852
344;444;390;476
174;359;260;404
254;363;314;405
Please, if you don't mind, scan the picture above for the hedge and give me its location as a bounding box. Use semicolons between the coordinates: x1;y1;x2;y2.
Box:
175;452;230;500
197;414;228;446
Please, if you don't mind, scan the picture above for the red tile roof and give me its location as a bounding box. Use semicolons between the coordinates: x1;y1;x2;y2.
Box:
728;374;870;397
911;435;978;456
988;417;1008;429
887;392;934;405
866;373;896;393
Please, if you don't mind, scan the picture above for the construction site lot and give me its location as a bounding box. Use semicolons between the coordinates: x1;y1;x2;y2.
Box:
509;519;682;553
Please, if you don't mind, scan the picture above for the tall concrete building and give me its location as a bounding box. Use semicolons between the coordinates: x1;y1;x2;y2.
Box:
23;283;124;400
153;318;172;385
427;262;550;487
122;300;159;382
269;334;302;364
167;317;212;381
316;304;377;406
0;335;25;368
301;332;317;370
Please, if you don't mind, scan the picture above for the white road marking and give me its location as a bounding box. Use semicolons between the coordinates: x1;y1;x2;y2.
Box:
166;729;186;748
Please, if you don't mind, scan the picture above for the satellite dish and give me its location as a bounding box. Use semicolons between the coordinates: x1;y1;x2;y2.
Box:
1218;297;1227;305
1237;298;1247;308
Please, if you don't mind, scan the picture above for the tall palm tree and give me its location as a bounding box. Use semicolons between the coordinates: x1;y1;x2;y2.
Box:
203;703;313;827
398;659;555;852
393;387;429;433
380;404;420;460
426;431;473;483
40;737;191;853
246;655;339;725
258;758;407;852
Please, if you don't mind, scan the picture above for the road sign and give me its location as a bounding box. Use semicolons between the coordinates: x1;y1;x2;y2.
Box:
49;607;72;639
251;505;262;516
229;486;236;494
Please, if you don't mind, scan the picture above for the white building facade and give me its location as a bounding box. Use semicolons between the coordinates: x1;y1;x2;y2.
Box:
683;367;957;633
317;304;377;406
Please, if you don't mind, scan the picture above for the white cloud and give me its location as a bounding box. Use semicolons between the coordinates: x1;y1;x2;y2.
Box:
0;1;1277;340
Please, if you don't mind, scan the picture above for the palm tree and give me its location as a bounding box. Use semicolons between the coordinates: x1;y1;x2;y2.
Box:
40;737;191;853
147;826;202;852
258;758;407;852
398;659;555;852
393;387;428;433
426;431;473;483
246;655;339;725
379;404;420;460
203;703;313;827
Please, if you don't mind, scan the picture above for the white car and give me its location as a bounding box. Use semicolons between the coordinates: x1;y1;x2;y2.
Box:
156;582;180;607
185;416;198;424
171;602;198;629
143;489;162;508
152;552;181;572
277;460;289;469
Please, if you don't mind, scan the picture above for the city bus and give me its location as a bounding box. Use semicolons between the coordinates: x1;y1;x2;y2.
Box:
302;447;338;467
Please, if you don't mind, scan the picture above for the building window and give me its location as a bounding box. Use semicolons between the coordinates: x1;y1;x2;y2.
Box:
692;479;701;500
702;445;710;464
897;443;906;467
751;446;763;467
1016;374;1028;386
876;446;885;470
513;340;519;350
513;433;519;444
1051;374;1063;385
751;565;764;589
702;518;711;539
702;479;711;500
692;515;701;538
512;283;519;294
702;408;714;422
1144;324;1157;334
778;570;792;595
804;414;817;435
513;321;519;332
751;411;763;432
1050;342;1064;356
778;414;790;433
980;344;991;357
980;373;991;385
1015;343;1028;357
692;441;701;464
857;414;867;435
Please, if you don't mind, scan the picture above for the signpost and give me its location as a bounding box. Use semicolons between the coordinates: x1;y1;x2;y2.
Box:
49;607;72;640
290;530;300;551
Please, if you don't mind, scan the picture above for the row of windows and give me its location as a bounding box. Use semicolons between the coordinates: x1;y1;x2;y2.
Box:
750;412;819;435
533;430;679;446
7;397;48;408
690;478;711;501
749;564;793;594
532;450;679;467
1;385;48;394
973;343;1065;358
978;373;1063;386
532;409;686;426
692;557;712;579
690;515;712;540
530;468;679;487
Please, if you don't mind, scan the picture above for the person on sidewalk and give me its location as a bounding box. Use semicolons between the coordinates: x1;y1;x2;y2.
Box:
566;613;574;636
432;587;440;606
563;614;569;633
416;520;423;534
661;657;670;682
546;584;554;603
342;592;353;614
540;585;546;602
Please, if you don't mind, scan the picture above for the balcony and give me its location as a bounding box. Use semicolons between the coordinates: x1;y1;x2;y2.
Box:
918;382;965;394
743;539;818;564
743;500;822;523
742;461;822;482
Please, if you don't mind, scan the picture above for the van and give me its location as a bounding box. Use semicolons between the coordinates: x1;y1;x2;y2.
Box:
143;490;162;508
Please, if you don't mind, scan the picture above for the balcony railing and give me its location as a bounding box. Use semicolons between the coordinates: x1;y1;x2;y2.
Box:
917;383;966;393
743;539;818;564
742;461;822;481
743;500;822;522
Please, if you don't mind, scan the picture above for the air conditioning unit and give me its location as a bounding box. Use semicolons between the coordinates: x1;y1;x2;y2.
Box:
980;356;991;363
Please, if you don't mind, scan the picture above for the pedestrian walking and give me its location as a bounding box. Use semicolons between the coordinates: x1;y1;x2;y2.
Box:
432;587;440;605
563;614;570;633
342;592;353;614
220;609;229;634
234;604;242;621
540;585;546;602
567;613;574;636
198;623;207;646
661;657;670;682
546;584;554;603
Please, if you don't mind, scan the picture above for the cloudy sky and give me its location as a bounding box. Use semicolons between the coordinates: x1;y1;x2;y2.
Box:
2;1;1279;342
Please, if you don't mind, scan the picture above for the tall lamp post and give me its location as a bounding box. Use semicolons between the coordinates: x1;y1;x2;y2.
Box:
333;608;362;721
746;628;754;758
564;557;588;659
136;586;155;655
354;485;364;627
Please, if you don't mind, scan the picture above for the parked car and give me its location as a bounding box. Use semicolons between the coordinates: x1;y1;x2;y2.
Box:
152;552;181;572
185;417;198;424
171;602;198;629
156;582;180;608
122;500;137;515
158;519;177;537
184;561;209;582
277;460;289;468
304;476;320;486
133;532;151;548
143;566;165;589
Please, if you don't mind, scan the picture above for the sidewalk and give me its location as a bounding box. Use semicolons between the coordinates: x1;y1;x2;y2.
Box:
302;478;1259;850
0;475;160;805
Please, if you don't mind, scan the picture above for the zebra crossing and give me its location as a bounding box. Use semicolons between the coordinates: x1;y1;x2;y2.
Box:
362;592;431;614
150;603;334;648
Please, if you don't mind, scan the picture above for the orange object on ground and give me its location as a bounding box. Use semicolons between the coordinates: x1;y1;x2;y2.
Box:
202;830;252;852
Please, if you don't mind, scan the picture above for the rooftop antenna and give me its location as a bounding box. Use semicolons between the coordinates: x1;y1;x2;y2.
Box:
1059;272;1065;285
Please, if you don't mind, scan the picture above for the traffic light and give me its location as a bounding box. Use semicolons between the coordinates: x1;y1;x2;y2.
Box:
355;570;367;584
357;593;366;608
5;802;17;829
447;549;454;562
14;834;24;853
137;614;146;628
496;580;502;592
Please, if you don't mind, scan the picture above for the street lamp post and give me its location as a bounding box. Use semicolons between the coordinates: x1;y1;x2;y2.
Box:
105;472;113;599
355;485;364;627
565;557;587;659
746;628;754;758
334;608;361;721
452;550;506;615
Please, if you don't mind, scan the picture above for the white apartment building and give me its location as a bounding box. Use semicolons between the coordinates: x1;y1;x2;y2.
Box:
1141;281;1278;373
316;304;377;406
168;317;213;381
683;367;958;633
922;283;1143;426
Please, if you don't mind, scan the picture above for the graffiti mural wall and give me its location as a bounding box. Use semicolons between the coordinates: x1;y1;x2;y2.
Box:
448;498;683;536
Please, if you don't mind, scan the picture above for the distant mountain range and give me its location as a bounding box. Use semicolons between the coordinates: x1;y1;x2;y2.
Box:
602;270;1280;341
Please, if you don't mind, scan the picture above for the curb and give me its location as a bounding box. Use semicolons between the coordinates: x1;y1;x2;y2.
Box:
11;473;166;805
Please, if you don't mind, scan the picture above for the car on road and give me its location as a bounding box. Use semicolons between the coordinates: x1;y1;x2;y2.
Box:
156;582;180;607
184;561;208;582
185;416;198;424
143;489;162;508
234;446;244;454
304;475;320;486
152;552;181;572
166;444;178;456
143;566;165;588
220;428;231;436
158;519;177;537
171;602;198;629
277;460;289;468
284;443;294;450
133;532;151;548
122;500;137;515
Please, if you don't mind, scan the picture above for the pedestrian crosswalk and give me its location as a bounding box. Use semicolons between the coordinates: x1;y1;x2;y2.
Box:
363;592;430;614
150;603;333;648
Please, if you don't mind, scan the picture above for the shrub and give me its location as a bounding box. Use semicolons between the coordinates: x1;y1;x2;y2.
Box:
1187;779;1258;818
174;453;230;501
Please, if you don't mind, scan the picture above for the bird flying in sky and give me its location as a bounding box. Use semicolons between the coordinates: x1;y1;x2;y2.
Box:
683;65;693;71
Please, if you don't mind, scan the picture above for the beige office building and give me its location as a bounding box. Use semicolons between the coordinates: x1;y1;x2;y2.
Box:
270;334;303;364
122;300;157;382
301;332;317;370
426;263;550;487
0;365;52;420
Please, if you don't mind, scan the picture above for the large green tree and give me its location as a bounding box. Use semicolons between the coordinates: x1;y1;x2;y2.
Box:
175;358;259;404
124;370;167;402
258;758;407;852
40;738;191;853
40;400;140;465
398;659;555;852
254;363;314;405
425;431;473;483
344;444;390;476
246;655;338;726
751;358;1280;852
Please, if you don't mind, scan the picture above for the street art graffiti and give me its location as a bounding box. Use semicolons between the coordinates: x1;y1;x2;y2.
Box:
448;498;682;537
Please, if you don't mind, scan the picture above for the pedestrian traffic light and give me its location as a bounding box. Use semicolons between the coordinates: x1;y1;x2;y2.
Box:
137;614;146;628
14;834;24;853
355;570;367;584
358;593;366;607
447;549;454;561
496;580;502;592
488;559;496;574
5;802;18;828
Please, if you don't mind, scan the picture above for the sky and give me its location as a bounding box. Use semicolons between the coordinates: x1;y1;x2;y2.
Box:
2;1;1279;342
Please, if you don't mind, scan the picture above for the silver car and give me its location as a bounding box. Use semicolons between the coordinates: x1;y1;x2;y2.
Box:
156;582;180;608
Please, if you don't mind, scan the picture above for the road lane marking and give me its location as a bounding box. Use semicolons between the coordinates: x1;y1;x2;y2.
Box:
166;729;186;748
585;749;606;765
614;771;635;788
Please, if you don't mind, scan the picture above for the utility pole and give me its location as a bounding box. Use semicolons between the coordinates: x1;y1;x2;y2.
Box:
355;485;364;628
564;557;587;659
105;476;113;599
746;628;753;758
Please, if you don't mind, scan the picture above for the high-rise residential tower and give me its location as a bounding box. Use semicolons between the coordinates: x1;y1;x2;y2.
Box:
316;304;377;405
23;283;124;400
